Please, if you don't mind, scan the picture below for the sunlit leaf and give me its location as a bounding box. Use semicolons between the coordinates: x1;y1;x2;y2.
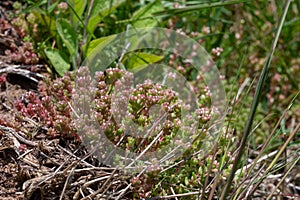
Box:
69;0;87;22
125;52;164;73
84;34;116;57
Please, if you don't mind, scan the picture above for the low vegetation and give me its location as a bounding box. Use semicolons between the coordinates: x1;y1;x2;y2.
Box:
0;0;299;199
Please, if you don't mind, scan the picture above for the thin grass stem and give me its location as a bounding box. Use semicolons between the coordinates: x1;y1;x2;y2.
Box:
219;1;292;199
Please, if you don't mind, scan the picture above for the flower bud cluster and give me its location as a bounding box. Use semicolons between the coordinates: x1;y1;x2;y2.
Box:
4;42;39;64
15;72;77;139
12;65;213;152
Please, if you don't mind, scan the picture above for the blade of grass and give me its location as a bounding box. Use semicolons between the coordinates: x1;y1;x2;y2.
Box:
66;0;97;67
242;164;266;198
219;76;257;176
246;122;300;198
265;123;300;173
200;145;218;200
236;87;300;199
20;0;47;14
266;156;300;199
246;91;299;175
219;1;292;199
154;0;248;17
234;112;289;198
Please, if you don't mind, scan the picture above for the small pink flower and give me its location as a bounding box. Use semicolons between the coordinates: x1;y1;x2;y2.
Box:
57;2;68;11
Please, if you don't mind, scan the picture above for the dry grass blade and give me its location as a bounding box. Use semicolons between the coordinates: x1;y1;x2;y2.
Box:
266;156;300;199
143;191;201;199
201;145;217;200
233;91;300;198
220;1;293;198
59;166;76;200
0;125;38;147
247;123;300;198
81;168;118;200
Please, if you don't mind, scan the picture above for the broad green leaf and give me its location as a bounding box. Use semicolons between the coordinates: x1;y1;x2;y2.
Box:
89;0;106;17
56;18;78;55
84;34;116;57
125;52;164;73
44;49;70;76
69;0;87;23
131;0;163;28
87;0;126;33
87;15;101;35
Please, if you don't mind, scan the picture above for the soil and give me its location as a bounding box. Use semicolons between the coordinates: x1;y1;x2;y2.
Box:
0;2;131;199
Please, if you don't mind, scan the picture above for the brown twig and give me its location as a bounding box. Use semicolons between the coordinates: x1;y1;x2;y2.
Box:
0;125;38;147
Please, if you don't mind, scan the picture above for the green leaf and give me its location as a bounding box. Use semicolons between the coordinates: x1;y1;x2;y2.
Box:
131;0;163;28
56;18;78;55
125;52;164;73
87;0;126;33
69;0;87;23
44;49;70;76
87;15;101;34
84;34;116;57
